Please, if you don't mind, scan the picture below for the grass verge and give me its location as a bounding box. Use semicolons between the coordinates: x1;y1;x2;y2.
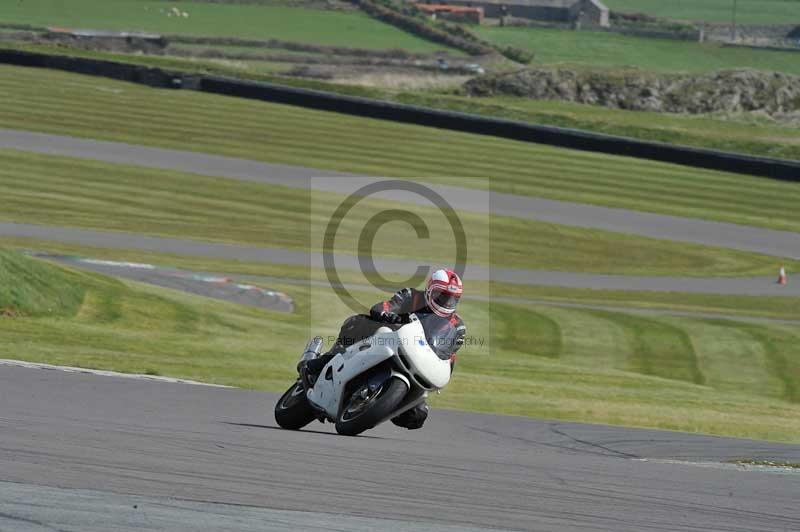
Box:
2;248;799;442
726;459;800;468
398;93;800;162
0;248;85;316
3;236;800;321
2;64;800;234
473;26;800;75
1;148;797;277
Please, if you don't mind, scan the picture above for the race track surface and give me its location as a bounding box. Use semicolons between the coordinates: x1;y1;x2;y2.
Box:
20;252;796;325
7;223;800;296
1;365;799;532
39;254;294;312
2;128;800;259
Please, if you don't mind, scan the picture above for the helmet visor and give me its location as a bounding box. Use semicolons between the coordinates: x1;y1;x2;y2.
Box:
431;288;460;312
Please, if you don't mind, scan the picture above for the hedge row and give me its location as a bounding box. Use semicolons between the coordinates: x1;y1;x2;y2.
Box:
350;0;492;55
353;0;534;63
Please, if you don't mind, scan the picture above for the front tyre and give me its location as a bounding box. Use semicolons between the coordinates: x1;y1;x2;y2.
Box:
274;381;316;430
335;377;408;436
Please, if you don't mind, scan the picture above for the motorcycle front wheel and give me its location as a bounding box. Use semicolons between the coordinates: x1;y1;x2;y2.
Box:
335;377;408;436
274;381;316;430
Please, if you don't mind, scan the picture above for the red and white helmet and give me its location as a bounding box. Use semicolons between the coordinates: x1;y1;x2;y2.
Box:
425;268;463;317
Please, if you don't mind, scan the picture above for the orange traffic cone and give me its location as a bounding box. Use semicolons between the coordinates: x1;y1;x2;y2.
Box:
777;266;788;285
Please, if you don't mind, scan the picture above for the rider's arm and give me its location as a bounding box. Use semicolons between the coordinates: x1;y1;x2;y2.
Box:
369;288;416;321
448;321;467;372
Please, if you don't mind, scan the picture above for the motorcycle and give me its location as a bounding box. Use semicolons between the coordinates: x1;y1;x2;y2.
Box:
274;314;452;436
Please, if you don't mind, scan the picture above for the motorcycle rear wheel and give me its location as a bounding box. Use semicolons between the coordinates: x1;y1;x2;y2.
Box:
335;377;408;436
274;381;316;430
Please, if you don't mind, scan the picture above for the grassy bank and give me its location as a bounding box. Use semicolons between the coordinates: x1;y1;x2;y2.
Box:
396;93;800;162
2;65;800;234
2;249;799;442
4;236;800;322
445;302;800;442
0;248;85;316
6;43;800;162
1;148;796;277
0;0;450;53
605;0;800;25
474;26;800;75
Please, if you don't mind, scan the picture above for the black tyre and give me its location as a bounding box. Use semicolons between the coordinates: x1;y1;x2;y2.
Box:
274;381;316;430
335;377;408;436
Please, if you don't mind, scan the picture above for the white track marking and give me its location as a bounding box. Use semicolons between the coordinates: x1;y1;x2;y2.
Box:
635;458;800;474
0;359;233;387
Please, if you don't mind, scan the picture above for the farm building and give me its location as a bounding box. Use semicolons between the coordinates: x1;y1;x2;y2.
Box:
416;4;485;24
414;0;609;27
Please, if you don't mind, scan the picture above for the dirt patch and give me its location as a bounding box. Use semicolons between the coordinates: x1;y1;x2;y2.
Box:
334;71;471;90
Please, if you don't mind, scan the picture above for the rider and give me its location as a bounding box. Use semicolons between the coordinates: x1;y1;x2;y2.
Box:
299;268;467;430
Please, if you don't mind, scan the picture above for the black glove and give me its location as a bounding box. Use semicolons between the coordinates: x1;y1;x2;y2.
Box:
379;311;404;324
454;325;466;348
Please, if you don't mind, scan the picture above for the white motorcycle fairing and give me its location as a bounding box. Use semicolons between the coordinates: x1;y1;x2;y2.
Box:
306;316;452;421
396;318;452;390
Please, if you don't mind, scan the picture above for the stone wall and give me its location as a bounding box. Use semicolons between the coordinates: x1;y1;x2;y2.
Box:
703;23;800;46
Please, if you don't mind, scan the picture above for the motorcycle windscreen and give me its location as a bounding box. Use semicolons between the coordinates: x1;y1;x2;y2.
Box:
417;312;462;360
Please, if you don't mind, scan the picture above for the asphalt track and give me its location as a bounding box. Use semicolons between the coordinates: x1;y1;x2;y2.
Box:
2;128;800;259
6;222;800;297
39;254;295;313
1;365;799;532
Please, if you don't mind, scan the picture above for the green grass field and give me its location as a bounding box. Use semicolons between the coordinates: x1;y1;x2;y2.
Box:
474;26;800;75
2;249;799;442
605;0;800;25
2;65;800;234
0;248;85;317
4;236;800;322
0;0;449;52
2;148;796;277
398;93;800;162
8;42;800;162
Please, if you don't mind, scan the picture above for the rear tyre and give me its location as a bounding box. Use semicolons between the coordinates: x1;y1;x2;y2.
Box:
274;381;316;430
335;377;408;436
